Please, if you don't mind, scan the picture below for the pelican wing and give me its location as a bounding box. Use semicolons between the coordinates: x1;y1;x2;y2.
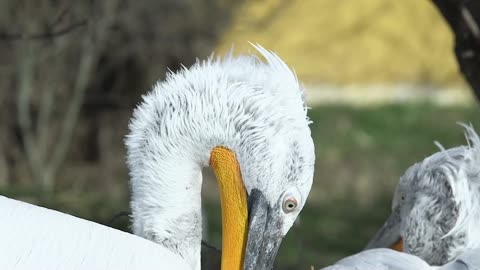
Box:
0;196;189;270
321;248;437;270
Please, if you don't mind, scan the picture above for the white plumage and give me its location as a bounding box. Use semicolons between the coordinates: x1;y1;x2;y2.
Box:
321;248;480;270
0;196;190;270
321;249;434;270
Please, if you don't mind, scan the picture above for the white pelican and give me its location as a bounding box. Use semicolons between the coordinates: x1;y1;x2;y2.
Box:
0;45;314;270
125;44;315;270
366;124;480;265
320;247;480;270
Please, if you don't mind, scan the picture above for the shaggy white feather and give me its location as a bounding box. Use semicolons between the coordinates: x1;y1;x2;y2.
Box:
0;196;190;269
440;124;480;254
432;124;480;239
125;44;315;270
392;124;480;264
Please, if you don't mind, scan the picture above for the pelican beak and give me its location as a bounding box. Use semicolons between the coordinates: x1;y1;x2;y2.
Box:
210;147;283;270
210;147;249;270
391;238;403;251
365;206;403;251
243;188;283;270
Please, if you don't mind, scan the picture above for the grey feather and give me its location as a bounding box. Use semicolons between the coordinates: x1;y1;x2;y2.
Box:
366;124;480;265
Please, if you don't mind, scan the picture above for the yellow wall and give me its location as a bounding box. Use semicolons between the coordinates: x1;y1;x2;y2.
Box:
216;0;462;85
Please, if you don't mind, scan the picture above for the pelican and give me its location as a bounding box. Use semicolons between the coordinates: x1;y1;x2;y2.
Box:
366;124;480;265
320;247;480;270
126;44;315;270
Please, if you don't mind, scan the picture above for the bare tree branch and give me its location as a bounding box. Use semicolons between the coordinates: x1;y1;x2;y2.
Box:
0;131;9;188
16;43;44;188
36;84;55;168
0;20;87;41
52;4;74;27
13;0;120;192
47;0;120;186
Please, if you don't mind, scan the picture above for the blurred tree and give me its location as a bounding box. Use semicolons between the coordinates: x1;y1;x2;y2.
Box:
431;0;480;101
0;0;240;193
1;0;119;194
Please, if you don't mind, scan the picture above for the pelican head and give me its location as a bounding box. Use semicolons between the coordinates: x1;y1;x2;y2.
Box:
366;124;480;265
126;45;315;270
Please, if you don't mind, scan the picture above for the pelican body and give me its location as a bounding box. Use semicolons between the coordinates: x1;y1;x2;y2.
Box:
0;195;190;269
321;248;480;270
366;124;480;265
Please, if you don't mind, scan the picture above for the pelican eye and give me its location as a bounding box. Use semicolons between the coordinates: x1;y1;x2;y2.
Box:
282;197;298;213
397;192;406;207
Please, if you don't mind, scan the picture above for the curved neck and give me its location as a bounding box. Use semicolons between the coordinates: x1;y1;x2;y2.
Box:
130;153;205;270
129;144;249;270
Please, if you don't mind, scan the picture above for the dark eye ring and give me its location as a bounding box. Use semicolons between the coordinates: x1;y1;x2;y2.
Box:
283;197;298;213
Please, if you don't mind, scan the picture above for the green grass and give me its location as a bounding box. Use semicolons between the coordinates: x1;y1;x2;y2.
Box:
2;103;479;269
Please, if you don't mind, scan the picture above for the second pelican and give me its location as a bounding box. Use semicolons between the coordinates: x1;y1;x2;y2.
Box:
366;124;480;265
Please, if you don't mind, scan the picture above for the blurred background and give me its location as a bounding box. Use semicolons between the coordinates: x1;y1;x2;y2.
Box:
1;0;479;269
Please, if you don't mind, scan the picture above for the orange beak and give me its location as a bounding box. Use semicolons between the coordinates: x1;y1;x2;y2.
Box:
209;146;248;270
390;238;403;251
